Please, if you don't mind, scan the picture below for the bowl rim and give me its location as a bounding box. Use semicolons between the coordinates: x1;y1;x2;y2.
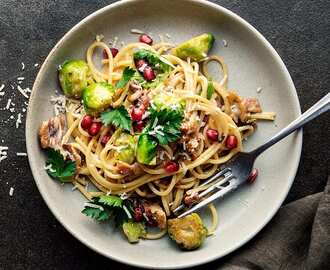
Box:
26;0;302;268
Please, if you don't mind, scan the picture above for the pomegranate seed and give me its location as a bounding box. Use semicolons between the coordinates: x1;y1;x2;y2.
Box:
103;48;119;59
133;207;143;222
139;34;153;45
88;122;102;136
110;48;119;57
101;134;111;145
247;168;258;184
81;115;93;130
143;66;156;81
135;121;144;132
164;161;179;173
131;107;144;122
206;129;219;141
135;59;148;71
226;135;238;149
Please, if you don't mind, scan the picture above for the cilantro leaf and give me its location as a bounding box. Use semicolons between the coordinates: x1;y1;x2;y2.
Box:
144;108;183;145
45;149;76;183
81;206;111;221
96;195;123;207
134;49;172;73
115;67;135;90
101;106;132;131
207;81;215;99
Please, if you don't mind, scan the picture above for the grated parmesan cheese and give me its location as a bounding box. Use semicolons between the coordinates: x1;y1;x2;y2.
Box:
0;84;5;91
165;33;171;39
16;152;27;156
257;87;263;93
130;28;145;35
17;77;25;81
0;146;8;162
222;39;228;47
17;85;29;98
34;63;39;67
9;187;14;196
21;62;25;70
5;99;11;110
95;34;104;42
16;113;22;128
123;205;132;219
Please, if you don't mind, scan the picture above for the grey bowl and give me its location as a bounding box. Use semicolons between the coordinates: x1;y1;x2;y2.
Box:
26;0;302;268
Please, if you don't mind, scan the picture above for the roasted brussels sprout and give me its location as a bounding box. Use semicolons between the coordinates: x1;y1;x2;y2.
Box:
58;59;91;98
152;91;185;112
122;221;146;243
114;133;137;164
82;82;114;114
136;134;157;165
168;213;207;250
171;33;215;61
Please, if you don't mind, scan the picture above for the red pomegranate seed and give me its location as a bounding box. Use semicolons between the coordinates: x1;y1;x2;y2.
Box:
103;48;119;59
135;121;144;132
139;34;153;45
88;122;102;136
164;161;179;173
206;129;219;141
133;207;143;222
135;59;148;71
226;135;238;149
81;115;93;130
247;168;258;184
143;66;156;81
101;134;111;145
131;107;144;122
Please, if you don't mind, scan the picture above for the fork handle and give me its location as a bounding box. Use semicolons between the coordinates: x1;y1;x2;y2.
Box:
251;93;330;156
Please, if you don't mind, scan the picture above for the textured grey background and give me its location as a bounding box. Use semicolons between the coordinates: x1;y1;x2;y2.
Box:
0;0;329;269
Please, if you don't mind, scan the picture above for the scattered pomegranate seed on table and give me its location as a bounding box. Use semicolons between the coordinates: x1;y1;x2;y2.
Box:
164;161;179;173
206;129;219;141
143;66;156;81
81;115;93;130
88;122;102;136
139;34;153;45
247;168;258;184
226;135;238;149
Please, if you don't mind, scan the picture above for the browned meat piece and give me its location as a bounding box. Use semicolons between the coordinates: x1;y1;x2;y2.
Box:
117;162;143;176
242;98;262;113
143;202;167;229
184;192;200;206
38;114;66;149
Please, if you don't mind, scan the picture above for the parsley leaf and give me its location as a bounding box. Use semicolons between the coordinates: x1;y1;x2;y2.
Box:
82;206;111;221
207;81;215;99
81;195;134;226
101;106;132;132
134;49;172;73
144;108;183;145
97;195;123;207
115;67;135;90
45;149;76;183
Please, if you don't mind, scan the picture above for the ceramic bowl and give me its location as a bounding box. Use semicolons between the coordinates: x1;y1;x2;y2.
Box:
26;0;302;268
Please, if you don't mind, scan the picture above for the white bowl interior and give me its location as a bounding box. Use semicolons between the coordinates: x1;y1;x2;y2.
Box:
26;0;301;268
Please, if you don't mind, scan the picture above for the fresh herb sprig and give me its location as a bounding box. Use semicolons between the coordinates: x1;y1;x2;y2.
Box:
45;149;76;183
133;49;172;73
101;106;132;132
143;108;183;145
115;67;135;90
82;195;133;226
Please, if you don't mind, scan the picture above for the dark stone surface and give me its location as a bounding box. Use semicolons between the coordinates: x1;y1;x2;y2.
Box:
0;0;329;269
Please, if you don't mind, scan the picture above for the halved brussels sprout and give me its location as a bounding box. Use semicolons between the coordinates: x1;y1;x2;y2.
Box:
168;213;207;250
58;59;91;98
171;33;215;61
136;134;157;165
122;221;146;243
114;133;137;164
82;83;114;115
152;91;185;112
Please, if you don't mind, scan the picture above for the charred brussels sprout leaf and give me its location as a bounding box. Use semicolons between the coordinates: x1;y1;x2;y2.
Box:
122;221;146;243
172;33;215;61
58;59;91;98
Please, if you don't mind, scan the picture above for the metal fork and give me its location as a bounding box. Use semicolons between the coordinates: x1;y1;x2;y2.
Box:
174;93;330;218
